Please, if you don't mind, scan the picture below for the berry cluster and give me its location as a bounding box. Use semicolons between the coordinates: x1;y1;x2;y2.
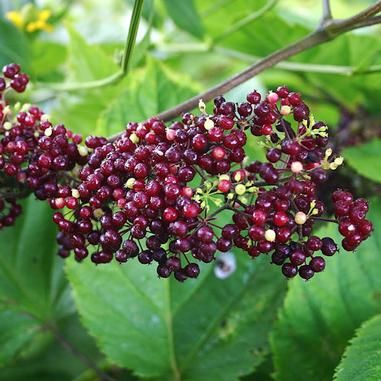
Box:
0;64;88;228
1;63;29;93
0;63;374;282
0;196;22;229
333;190;372;251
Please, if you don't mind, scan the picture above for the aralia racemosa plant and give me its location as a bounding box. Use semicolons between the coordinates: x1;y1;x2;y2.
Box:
0;64;373;282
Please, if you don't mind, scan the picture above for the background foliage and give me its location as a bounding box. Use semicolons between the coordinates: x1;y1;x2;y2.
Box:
0;0;380;380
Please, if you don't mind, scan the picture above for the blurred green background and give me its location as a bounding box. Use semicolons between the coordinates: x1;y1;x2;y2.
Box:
0;0;381;380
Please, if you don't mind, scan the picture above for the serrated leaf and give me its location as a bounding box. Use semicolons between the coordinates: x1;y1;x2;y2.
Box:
334;314;381;381
271;198;381;381
342;140;381;184
66;252;286;380
162;0;204;39
96;60;200;135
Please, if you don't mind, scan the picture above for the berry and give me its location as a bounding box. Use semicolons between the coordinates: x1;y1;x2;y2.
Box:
321;237;337;256
290;250;306;266
299;265;314;280
282;263;298;278
310;256;325;272
185;263;200;278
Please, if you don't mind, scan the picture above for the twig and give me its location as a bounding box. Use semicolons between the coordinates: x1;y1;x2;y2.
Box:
335;14;381;33
320;0;332;25
208;204;231;219
152;31;329;123
312;217;338;224
327;0;381;33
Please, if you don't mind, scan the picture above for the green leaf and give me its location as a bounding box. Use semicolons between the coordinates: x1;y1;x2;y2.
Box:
0;197;73;366
0;197;71;319
96;59;201;135
0;310;43;366
52;27;122;135
66;26;118;81
0;19;30;69
162;0;204;39
30;40;67;81
67;252;286;380
0;314;102;380
195;0;271;42
342;140;381;183
271;198;381;381
334;314;381;381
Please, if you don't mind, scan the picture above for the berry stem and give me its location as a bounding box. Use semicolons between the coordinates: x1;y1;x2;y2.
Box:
312;217;339;224
208;204;231;219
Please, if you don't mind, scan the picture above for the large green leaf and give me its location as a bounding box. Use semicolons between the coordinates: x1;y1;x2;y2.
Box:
343;140;381;184
0;18;30;69
334;314;381;381
96;59;201;135
162;0;204;39
271;198;381;381
0;197;72;366
67;252;286;380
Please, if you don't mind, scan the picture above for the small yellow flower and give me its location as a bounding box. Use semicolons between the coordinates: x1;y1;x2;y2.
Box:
6;11;24;29
26;10;53;33
6;6;53;33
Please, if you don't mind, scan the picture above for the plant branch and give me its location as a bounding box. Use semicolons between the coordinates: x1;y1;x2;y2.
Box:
326;0;381;32
39;0;144;92
147;1;381;124
335;14;381;33
153;31;329;122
